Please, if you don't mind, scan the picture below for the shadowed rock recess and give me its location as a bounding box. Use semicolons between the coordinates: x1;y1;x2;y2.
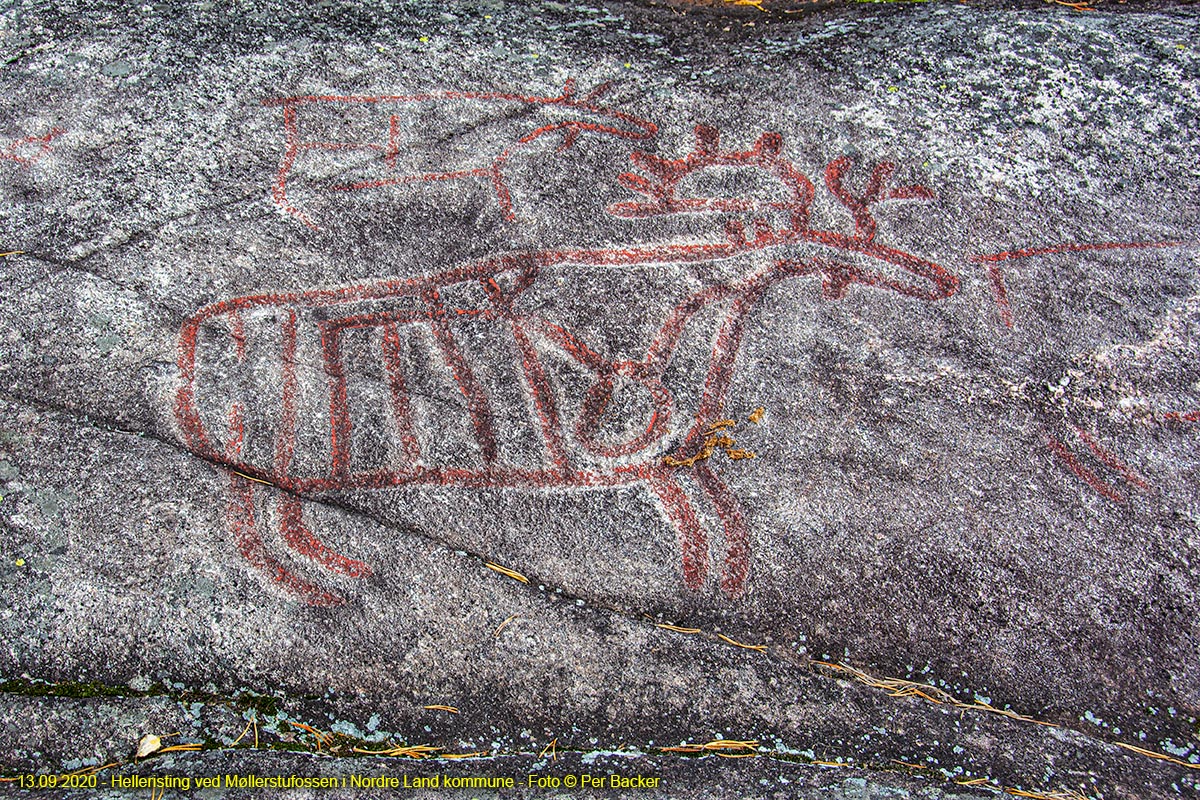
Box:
1;0;1198;797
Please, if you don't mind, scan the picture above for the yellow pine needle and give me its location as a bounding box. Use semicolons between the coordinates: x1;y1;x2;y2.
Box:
493;614;519;636
539;738;557;761
1003;790;1090;800
1113;741;1200;769
68;762;121;777
287;721;332;750
0;251;24;258
231;718;254;747
717;633;767;652
705;419;736;432
726;0;767;12
816;661;1056;725
704;739;757;750
962;703;1058;727
158;743;203;754
230;469;275;486
354;744;441;759
423;705;459;713
441;751;487;760
662;739;757;753
655;623;701;634
484;562;529;583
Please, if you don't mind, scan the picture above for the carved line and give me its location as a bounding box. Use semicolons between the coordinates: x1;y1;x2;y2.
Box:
183;124;973;602
266;80;658;228
0;127;65;167
972;241;1186;330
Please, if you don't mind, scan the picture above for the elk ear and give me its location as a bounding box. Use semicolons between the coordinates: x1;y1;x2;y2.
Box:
629;150;674;178
618;172;657;194
582;81;616;103
694;124;720;155
755;132;783;157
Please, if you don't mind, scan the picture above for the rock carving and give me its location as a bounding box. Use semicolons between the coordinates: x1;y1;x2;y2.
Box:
176;86;1188;604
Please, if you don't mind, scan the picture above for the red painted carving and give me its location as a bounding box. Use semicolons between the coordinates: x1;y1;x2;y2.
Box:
184;82;1197;602
179;120;959;604
973;241;1191;508
610;125;956;301
0;128;64;168
264;80;657;228
1045;425;1152;506
971;241;1183;329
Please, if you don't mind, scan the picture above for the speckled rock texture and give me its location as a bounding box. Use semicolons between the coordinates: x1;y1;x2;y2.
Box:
1;1;1198;798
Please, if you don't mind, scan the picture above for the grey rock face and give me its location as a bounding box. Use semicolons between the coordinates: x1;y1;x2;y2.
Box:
1;1;1198;798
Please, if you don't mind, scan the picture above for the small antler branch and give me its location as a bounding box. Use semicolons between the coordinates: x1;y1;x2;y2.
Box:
607;125;815;230
824;157;934;243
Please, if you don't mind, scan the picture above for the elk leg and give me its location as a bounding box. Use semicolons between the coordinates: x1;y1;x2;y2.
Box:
278;495;373;577
693;462;750;599
646;473;709;590
227;474;345;606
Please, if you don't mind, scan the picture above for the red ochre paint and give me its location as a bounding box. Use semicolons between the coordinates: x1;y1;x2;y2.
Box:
185;100;1186;604
1073;425;1150;493
1045;433;1127;505
971;241;1185;330
264;80;658;228
179;119;967;603
1045;426;1156;506
0;127;64;168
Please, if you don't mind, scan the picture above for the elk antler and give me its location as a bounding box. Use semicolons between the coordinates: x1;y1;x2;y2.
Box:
823;157;935;243
607;124;816;233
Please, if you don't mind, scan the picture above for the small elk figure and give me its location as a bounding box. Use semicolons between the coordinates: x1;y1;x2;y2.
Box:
264;80;658;228
176;120;957;605
0;127;64;169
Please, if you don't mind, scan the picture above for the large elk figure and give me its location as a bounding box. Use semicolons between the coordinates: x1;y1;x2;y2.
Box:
177;116;958;605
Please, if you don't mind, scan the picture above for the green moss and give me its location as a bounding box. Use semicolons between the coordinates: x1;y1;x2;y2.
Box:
233;692;281;717
0;677;280;716
0;678;130;699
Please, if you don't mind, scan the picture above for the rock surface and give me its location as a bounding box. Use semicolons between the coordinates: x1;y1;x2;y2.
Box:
1;1;1198;798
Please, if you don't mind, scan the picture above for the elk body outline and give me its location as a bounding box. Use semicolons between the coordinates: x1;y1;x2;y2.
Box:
265;79;659;229
178;121;958;605
0;127;65;168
